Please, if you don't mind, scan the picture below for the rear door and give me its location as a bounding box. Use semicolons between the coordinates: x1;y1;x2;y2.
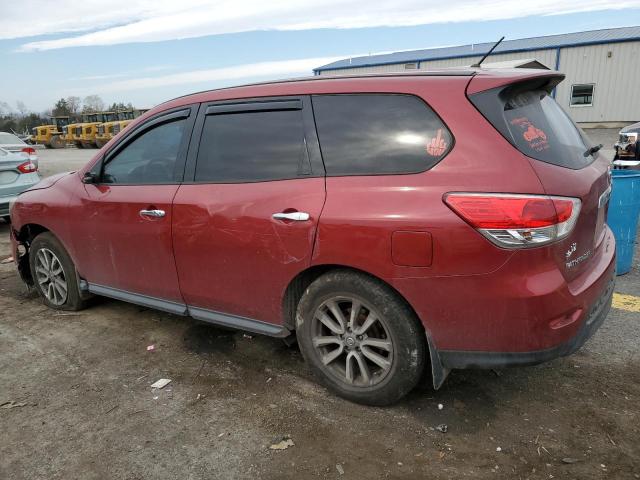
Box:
172;97;325;328
469;79;611;281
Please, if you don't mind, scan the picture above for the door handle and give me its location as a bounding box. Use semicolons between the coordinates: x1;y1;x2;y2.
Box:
140;209;166;218
272;212;310;221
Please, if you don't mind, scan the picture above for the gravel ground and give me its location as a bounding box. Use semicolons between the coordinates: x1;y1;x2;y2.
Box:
1;133;638;479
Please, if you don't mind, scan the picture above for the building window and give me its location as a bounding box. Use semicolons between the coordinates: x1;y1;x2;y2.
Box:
404;62;418;70
570;84;594;106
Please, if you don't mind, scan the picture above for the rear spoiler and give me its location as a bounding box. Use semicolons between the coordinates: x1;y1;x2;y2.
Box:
466;70;564;96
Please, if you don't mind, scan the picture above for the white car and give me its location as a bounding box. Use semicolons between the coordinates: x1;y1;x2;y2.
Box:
0;147;41;222
0;132;33;152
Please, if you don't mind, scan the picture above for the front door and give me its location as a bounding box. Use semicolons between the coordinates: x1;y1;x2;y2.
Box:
71;107;195;305
172;97;326;327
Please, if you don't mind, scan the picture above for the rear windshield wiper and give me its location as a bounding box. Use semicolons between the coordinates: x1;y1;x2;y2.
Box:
584;144;603;157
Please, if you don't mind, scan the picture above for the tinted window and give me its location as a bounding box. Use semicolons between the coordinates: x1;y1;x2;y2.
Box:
195;109;308;182
470;84;594;170
103;119;185;184
312;94;452;175
503;90;591;168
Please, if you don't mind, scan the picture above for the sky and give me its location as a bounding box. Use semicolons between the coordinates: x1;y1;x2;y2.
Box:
1;0;640;113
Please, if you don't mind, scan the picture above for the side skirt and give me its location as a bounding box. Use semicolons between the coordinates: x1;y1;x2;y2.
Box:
85;283;291;338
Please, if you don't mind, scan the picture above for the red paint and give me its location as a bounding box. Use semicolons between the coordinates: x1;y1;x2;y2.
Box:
172;179;325;322
10;68;615;359
391;231;433;267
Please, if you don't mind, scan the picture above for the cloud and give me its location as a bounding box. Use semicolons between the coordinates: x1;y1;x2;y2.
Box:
9;0;639;51
88;56;343;93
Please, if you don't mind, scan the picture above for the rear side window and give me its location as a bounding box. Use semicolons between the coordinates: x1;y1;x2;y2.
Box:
471;83;593;169
195;109;308;183
312;94;452;175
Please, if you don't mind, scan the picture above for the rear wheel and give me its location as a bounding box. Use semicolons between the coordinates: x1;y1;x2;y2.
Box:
29;233;86;311
296;270;426;406
75;141;84;149
95;139;106;148
1;216;10;224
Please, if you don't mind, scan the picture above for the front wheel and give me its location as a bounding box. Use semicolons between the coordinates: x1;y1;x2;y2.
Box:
296;270;426;406
29;232;86;311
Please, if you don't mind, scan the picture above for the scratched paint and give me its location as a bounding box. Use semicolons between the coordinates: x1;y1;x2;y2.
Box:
612;293;640;313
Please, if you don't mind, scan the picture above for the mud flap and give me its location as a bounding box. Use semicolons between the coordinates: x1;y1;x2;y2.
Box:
426;333;450;389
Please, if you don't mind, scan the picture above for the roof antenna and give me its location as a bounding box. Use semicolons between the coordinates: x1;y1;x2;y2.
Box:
471;36;505;68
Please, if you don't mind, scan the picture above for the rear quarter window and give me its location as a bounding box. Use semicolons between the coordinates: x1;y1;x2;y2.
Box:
312;94;452;176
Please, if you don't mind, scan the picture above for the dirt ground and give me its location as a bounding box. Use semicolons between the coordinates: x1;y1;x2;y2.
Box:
1;136;639;479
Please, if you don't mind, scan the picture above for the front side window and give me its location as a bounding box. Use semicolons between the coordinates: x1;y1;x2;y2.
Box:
570;84;594;106
195;109;308;183
102;119;185;184
312;94;452;176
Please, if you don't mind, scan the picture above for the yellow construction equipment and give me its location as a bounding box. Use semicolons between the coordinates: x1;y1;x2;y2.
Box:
95;111;125;148
71;112;115;149
95;109;146;147
32;116;69;149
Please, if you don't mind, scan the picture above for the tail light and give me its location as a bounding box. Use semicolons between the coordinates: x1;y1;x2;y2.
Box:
444;193;581;248
17;161;38;174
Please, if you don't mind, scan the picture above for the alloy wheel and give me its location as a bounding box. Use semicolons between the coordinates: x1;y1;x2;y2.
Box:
311;296;394;387
34;248;68;306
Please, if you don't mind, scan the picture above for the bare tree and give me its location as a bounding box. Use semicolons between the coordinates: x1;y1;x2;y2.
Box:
82;95;105;113
16;101;28;116
0;101;12;116
66;96;81;115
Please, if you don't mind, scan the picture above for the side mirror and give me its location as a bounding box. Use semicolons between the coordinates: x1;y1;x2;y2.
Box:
82;172;98;184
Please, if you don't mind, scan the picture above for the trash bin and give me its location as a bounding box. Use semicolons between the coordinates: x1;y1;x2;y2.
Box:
607;170;640;275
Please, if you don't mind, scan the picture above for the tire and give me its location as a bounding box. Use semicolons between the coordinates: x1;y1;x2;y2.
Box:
75;141;84;149
296;270;426;406
1;216;10;224
29;232;86;311
95;139;106;148
49;136;65;149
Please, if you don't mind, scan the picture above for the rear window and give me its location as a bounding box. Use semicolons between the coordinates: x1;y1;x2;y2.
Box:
471;84;593;169
312;94;452;176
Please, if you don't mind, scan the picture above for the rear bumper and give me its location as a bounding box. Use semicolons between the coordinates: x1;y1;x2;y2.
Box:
437;272;614;369
0;195;18;216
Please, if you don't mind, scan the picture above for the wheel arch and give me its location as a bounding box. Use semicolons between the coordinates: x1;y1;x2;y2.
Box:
282;263;449;390
14;223;51;286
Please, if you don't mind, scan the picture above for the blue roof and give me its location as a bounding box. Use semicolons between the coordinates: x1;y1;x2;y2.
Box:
315;26;640;72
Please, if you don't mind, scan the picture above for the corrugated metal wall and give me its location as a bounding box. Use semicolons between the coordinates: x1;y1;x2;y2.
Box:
318;41;640;124
555;42;640;123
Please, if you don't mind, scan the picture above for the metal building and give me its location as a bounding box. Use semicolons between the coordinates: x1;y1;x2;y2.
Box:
314;26;640;127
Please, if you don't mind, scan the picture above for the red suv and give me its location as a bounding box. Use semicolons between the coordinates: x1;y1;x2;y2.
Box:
9;69;615;405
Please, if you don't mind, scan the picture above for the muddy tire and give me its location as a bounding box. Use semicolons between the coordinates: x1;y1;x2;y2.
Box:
49;136;65;149
296;270;426;406
29;232;86;311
